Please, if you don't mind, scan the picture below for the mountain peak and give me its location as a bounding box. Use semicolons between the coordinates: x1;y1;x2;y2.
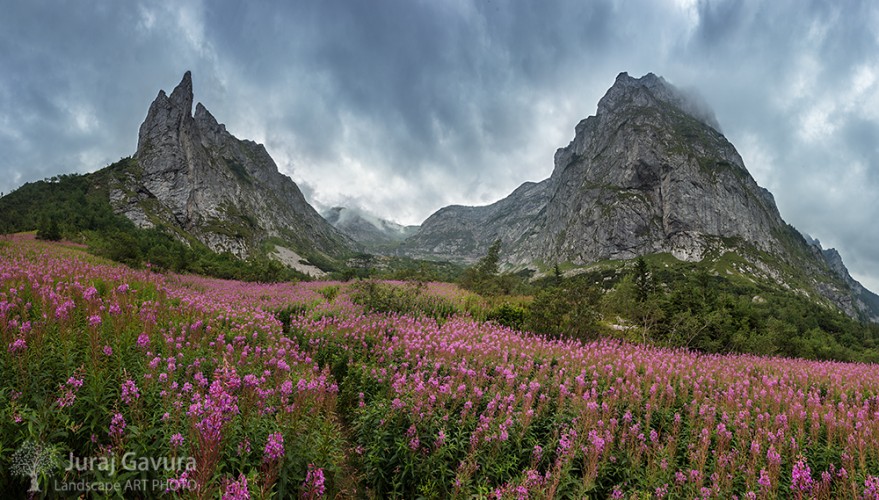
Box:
599;72;720;131
407;71;780;266
325;206;418;249
613;71;661;85
169;71;193;112
193;101;213;122
194;101;226;141
136;72;197;159
122;72;354;263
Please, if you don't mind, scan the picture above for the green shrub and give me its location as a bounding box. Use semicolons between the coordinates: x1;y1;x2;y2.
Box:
317;285;340;302
486;302;529;331
526;281;601;341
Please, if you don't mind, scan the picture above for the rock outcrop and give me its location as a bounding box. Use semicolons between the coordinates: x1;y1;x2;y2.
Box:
110;72;353;262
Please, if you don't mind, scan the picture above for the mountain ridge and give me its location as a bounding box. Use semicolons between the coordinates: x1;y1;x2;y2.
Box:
323;206;418;250
0;71;874;321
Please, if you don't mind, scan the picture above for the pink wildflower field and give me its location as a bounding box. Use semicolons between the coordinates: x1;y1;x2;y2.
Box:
1;236;878;498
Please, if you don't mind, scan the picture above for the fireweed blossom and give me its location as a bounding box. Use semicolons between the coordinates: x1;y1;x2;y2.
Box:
8;337;26;353
120;379;140;404
264;432;285;462
109;412;126;438
791;457;813;495
222;473;250;499
303;465;326;498
863;476;879;498
5;237;879;497
170;433;185;448
758;469;771;490
56;376;84;407
136;332;150;349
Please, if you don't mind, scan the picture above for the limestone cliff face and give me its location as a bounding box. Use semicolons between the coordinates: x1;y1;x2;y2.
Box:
402;72;876;320
111;72;352;260
403;73;785;265
533;72;786;265
401;180;550;264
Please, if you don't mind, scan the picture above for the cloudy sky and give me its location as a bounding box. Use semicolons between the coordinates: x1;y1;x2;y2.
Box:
1;0;877;290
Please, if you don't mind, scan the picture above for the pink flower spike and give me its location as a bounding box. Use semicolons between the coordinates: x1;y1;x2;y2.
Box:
109;412;126;438
263;432;285;462
170;433;185;448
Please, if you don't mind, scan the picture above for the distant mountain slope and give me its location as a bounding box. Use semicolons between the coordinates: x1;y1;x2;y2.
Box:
323;207;418;250
399;181;550;264
401;72;878;322
806;236;879;322
111;71;354;262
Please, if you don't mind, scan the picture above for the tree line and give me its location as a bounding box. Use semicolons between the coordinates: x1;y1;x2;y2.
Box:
460;241;879;363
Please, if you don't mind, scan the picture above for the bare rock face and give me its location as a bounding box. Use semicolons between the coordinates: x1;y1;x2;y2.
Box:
807;238;879;322
403;73;784;265
402;72;877;320
111;72;352;260
400;180;550;264
533;72;786;265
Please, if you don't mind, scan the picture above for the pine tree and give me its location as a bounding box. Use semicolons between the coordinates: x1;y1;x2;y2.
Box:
476;239;501;277
634;257;652;302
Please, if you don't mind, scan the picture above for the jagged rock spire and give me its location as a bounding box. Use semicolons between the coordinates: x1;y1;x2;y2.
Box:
168;71;193;112
136;71;194;159
118;72;354;263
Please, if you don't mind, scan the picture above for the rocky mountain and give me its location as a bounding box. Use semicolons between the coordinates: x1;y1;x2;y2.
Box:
401;72;878;321
323;207;418;250
398;181;550;264
804;236;879;322
108;72;353;267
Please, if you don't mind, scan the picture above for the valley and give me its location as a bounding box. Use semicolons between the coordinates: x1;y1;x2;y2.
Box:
2;71;878;498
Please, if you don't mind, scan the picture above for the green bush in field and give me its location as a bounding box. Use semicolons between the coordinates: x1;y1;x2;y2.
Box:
349;281;460;321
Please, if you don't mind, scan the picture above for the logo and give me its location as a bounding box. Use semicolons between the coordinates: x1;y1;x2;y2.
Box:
9;440;197;494
11;440;60;493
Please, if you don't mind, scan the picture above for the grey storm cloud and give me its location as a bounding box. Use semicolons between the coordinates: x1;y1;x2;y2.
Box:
1;0;877;291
